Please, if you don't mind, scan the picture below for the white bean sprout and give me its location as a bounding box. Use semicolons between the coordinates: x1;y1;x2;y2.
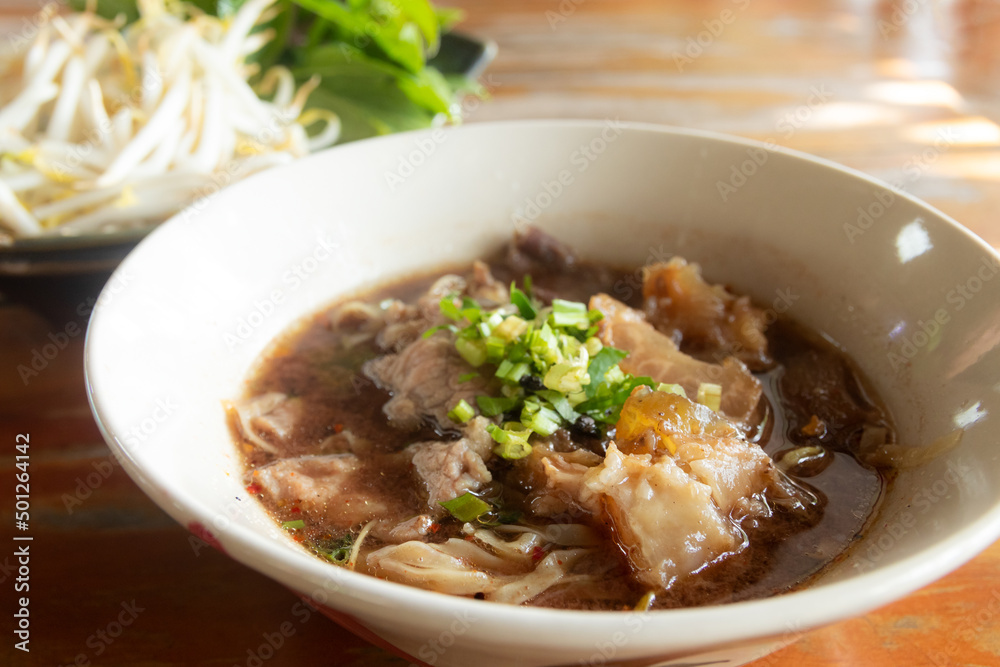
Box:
0;0;340;242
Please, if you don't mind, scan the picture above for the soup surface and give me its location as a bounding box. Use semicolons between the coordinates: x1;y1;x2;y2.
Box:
230;229;893;610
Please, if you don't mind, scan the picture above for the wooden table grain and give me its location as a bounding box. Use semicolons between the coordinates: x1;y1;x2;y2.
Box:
3;1;1000;665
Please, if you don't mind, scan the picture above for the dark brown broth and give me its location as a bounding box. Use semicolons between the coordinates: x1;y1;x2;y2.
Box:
237;259;890;611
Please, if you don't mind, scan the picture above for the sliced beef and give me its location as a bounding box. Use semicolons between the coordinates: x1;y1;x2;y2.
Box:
376;273;461;352
227;393;302;455
517;445;602;519
363;334;493;431
590;293;764;432
409;417;495;508
252;454;387;530
642;258;772;370
506;226;578;273
376;262;509;352
372;514;437;543
468;260;509;306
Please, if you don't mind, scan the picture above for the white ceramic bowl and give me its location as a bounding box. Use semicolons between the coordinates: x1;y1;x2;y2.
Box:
85;120;1000;667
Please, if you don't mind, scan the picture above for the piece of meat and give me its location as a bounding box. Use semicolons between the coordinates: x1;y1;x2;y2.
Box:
363;335;493;430
327;300;398;349
468;260;508;306
518;445;602;519
506;226;578;273
372;515;437;543
590;294;764;432
642;258;772;370
252;454;386;530
227;392;302;454
377;263;509;352
582;443;746;589
410;417;495;508
581;387;778;589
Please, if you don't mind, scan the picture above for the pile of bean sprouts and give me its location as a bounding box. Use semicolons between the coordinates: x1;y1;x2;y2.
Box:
0;0;340;241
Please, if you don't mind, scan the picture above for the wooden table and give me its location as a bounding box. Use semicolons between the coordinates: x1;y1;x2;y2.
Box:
3;1;1000;665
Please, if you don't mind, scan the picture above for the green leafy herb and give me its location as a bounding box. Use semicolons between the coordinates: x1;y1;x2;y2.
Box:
322;533;355;565
77;0;479;144
282;519;306;530
426;279;652;459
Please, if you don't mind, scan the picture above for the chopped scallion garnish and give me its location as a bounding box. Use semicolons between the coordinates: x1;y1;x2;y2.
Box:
282;519;305;530
424;278;656;460
487;423;533;459
440;492;492;522
656;383;687;398
696;383;723;412
448;399;476;424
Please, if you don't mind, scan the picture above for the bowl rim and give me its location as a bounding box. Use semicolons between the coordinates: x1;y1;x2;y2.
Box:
84;118;1000;648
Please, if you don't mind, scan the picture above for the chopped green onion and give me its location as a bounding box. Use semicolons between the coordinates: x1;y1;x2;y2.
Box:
696;383;723;412
487;422;533;459
440;492;492;522
529;323;560;364
439;296;463;321
448;399;475;424
496;359;530;382
584;337;603;356
476;395;519;417
493;315;529;342
422;324;456;339
551;299;589;328
485;336;507;363
544;362;589;394
322;534;355;565
426;279;656;444
536;390;581;423
282;519;305;530
656;383;687;398
456;338;487;367
510;283;538;319
521;402;561;437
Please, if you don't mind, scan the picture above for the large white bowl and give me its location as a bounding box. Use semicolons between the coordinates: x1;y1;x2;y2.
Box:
85;120;1000;667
